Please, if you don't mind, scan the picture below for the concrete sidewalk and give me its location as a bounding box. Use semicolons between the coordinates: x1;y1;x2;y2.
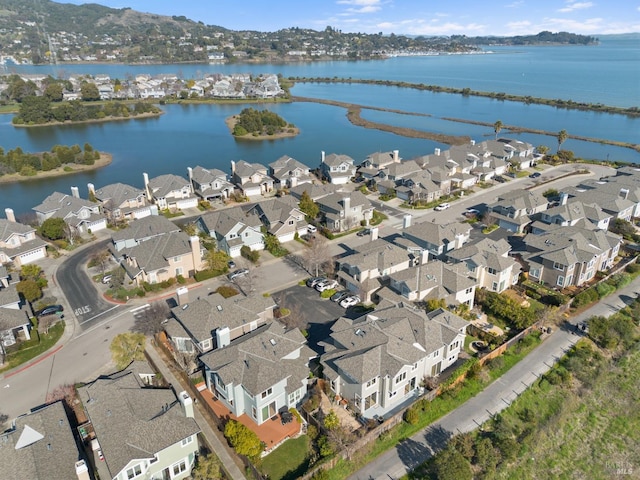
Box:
146;343;247;480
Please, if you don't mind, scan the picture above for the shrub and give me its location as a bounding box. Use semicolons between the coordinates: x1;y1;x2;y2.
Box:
626;263;640;274
404;406;419;425
240;245;260;263
595;282;616;298
216;286;239;298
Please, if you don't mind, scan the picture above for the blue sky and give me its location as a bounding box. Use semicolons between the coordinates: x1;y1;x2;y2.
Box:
61;1;639;35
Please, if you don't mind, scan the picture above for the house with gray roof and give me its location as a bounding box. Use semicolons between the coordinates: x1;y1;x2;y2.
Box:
187;165;234;202
320;304;468;420
244;196;309;243
446;237;521;293
268;155;314;189
337;239;414;302
78;364;200;480
165;293;276;355
0;267;32;351
522;222;622;288
488;189;549;233
385;259;476;307
401;220;471;259
533;195;612;232
319;152;357;185
231;160;274;198
89;182;153;222
0;209;47;267
289;183;341;202
200;322;313;426
120;232;203;286
196;206;264;258
0;401;86;480
316;190;374;232
110;214;180;253
565;180;637;221
143;173;198;211
33;188;107;236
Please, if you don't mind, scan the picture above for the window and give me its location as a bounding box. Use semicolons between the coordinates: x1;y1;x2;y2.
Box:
181;436;193;447
492;281;498;291
172;460;187;476
557;275;565;287
530;268;540;278
465;287;473;294
366;377;377;388
553;262;564;271
175;267;183;276
395;371;407;384
487;267;497;275
126;464;142;479
288;389;302;404
252;406;257;419
412;362;418;371
173;256;180;262
288;220;295;225
261;387;273;399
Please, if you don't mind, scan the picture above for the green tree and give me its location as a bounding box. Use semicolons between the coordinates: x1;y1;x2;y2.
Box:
536;145;550;156
80;82;100;101
20;264;43;281
323;410;340;430
223;419;264;461
16;279;42;303
44;83;64;102
39;217;68;240
16;96;54;124
109;333;146;370
191;453;222;480
493;120;503;139
204;250;228;272
432;446;473;480
299;191;319;219
557;129;568;152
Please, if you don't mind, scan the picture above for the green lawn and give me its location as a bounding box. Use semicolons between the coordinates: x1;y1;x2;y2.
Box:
0;320;65;374
261;435;312;480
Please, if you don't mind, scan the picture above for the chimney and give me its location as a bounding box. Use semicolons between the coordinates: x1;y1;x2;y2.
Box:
187;167;194;193
87;183;95;197
403;214;412;229
75;460;90;480
434;148;441;156
560;192;569;205
70;186;79;198
178;391;194;418
190;236;201;271
620;188;629;200
321;151;326;164
176;286;189;306
143;172;150;199
342;195;351;214
5;208;16;222
216;326;231;349
393;150;399;163
370;226;379;241
230;160;236;174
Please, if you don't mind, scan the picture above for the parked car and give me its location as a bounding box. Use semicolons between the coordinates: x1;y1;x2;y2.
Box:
227;268;249;280
464;208;480;217
357;228;371;237
494;175;506;183
340;295;360;308
227;260;236;269
307;225;317;234
35;304;64;317
101;274;112;284
529;172;541;178
306;276;326;288
330;290;350;302
316;279;338;292
434;202;450;211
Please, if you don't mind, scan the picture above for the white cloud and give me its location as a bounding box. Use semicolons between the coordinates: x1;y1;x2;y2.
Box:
336;0;383;6
558;2;594;13
344;6;381;14
377;20;487;36
505;0;525;7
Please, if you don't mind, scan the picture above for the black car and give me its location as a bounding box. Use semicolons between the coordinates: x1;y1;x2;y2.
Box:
529;172;541;178
357;228;371;237
36;304;64;317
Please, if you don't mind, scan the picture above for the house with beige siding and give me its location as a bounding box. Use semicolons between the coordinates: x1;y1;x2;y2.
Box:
0;209;47;267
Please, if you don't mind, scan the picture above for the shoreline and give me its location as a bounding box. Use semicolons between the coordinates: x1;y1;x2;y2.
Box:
224;114;300;141
0;153;112;184
12;110;163;128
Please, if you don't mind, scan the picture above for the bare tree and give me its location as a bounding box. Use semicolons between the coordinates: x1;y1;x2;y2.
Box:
89;250;110;276
303;235;334;277
0;412;8;431
133;300;171;335
38;315;59;334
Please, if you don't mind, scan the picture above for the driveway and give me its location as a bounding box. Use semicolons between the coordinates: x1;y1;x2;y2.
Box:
272;284;353;354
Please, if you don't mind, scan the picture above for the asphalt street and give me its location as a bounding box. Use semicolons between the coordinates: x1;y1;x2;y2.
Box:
348;275;640;480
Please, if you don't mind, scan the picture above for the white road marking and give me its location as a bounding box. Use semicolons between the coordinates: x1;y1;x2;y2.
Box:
79;305;121;325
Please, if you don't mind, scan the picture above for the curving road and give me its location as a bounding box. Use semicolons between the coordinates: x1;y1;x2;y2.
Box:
56;239;121;329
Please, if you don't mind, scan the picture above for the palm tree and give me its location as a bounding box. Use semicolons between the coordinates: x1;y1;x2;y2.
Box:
493;120;503;139
557;129;568;152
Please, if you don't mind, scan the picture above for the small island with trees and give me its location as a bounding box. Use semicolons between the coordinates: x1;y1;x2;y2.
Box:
0;143;110;183
227;107;299;140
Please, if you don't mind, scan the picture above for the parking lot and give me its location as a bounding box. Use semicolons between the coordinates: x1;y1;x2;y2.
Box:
272;283;361;354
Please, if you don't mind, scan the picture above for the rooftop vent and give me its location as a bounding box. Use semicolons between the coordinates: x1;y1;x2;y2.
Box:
269;338;276;346
216;305;223;312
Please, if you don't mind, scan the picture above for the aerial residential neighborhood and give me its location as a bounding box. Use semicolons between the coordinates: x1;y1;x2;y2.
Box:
0;124;640;479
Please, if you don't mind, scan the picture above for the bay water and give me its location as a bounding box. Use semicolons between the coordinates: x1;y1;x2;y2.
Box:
1;36;638;214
